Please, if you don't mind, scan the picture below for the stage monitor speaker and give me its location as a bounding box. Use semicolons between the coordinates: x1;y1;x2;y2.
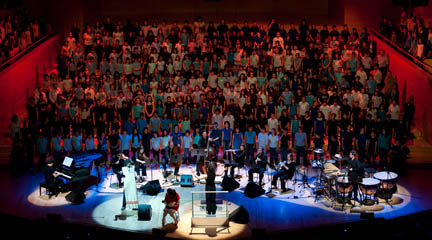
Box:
143;180;161;195
252;228;267;237
244;182;265;198
180;174;193;187
221;176;240;192
152;228;167;237
46;214;62;222
138;204;152;221
229;206;249;224
65;189;85;204
360;212;375;220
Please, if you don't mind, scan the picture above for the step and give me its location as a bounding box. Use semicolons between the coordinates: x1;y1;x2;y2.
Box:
0;145;11;164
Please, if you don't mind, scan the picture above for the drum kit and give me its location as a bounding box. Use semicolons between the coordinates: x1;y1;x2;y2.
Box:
312;149;400;208
309;148;343;201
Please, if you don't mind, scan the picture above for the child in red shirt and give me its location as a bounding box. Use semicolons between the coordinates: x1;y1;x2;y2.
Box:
162;188;180;226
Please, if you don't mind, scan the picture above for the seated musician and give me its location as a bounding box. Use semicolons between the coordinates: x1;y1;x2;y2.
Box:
348;150;364;200
44;158;65;195
209;123;221;156
248;148;267;186
196;131;208;176
227;145;245;177
162;188;180;227
112;152;131;188
271;153;296;192
134;147;148;182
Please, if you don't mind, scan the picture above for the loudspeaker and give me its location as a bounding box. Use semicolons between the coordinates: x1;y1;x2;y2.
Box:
221;176;240;192
143;180;161;195
244;182;265;198
360;212;375;220
82;176;99;191
152;228;167;237
180;174;193;187
229;206;249;224
252;228;267;237
65;189;85;204
138;204;152;221
46;214;62;222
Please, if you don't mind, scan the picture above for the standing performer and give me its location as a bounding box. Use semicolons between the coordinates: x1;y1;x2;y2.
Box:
121;155;138;211
206;160;217;215
347;150;363;201
196;131;209;176
271;153;296;192
170;125;183;176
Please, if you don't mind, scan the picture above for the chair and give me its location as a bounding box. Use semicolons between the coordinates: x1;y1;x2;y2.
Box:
39;182;58;199
282;165;297;191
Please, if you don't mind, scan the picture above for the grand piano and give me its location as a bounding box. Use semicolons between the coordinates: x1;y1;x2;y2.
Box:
55;151;104;181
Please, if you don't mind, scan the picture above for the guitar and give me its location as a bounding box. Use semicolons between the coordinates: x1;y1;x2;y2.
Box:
162;200;179;209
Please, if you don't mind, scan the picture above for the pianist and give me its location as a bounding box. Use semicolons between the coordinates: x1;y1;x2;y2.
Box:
44;158;65;195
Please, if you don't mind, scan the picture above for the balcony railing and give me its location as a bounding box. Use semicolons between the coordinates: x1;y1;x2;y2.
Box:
0;32;56;72
372;30;432;75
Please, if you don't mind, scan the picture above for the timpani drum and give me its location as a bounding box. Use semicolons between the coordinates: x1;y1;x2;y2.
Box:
373;171;398;200
322;173;337;198
336;176;353;194
336;176;353;204
359;178;380;206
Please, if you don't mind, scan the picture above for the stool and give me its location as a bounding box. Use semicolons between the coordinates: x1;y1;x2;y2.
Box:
39;182;57;199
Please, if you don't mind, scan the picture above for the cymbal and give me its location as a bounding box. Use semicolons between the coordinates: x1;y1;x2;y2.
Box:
334;154;342;159
314;148;324;154
326;159;336;164
224;149;237;152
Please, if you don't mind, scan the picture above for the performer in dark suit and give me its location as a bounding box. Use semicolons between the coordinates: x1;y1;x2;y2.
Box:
134;147;148;182
196;131;209;176
347;150;364;200
248;148;267;186
44;158;65;195
228;145;245;177
271;153;296;192
111;152;130;188
205;160;217;215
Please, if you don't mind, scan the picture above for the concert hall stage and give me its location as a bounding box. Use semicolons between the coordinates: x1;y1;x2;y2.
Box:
0;163;432;239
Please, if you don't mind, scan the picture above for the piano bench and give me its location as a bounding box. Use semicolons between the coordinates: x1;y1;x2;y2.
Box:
40;182;57;199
